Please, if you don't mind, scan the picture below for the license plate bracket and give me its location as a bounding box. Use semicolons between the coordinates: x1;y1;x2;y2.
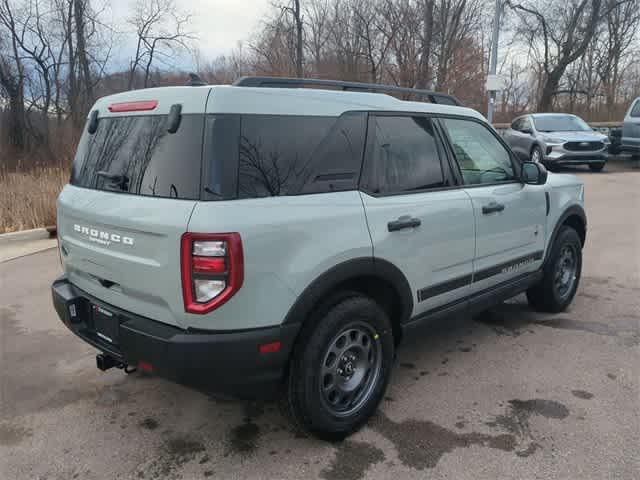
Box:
92;304;119;345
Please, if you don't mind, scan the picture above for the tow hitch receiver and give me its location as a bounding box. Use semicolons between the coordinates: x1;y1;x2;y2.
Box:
96;353;120;371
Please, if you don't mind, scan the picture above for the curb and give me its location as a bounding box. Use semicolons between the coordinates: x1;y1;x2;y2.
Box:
0;228;54;244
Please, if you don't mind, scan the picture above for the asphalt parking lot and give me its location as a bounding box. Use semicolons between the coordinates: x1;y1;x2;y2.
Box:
1;160;639;480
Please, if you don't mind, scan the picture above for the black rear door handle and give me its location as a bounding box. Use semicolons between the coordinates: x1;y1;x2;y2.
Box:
482;202;505;214
388;216;421;232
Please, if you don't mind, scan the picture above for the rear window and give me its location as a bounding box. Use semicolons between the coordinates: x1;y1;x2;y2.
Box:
71;114;204;200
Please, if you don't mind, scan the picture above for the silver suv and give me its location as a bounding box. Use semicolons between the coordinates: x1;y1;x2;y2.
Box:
52;77;587;439
504;113;609;172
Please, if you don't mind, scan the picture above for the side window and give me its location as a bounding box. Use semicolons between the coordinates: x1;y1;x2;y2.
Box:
237;113;366;198
631;100;640;118
511;118;523;130
442;118;516;186
362;115;449;195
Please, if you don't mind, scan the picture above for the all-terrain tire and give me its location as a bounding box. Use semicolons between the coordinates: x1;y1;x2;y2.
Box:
527;226;582;313
282;295;394;440
531;145;543;163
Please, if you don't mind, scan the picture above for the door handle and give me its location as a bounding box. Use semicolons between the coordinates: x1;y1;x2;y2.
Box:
388;216;421;232
482;202;505;214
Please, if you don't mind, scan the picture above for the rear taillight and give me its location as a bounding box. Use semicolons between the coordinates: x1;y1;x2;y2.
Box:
180;233;244;314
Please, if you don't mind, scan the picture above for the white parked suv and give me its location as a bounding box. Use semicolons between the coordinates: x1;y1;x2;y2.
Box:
52;76;586;439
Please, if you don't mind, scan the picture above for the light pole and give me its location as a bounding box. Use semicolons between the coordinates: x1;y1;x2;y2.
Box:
487;0;503;124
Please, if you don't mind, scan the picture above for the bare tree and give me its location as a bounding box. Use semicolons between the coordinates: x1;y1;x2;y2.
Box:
595;0;640;118
128;0;194;89
418;0;435;89
353;0;394;84
508;0;603;111
282;0;304;77
303;0;330;74
433;0;483;91
0;2;27;149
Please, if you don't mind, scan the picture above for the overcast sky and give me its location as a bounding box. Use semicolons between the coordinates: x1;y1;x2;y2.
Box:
105;0;272;70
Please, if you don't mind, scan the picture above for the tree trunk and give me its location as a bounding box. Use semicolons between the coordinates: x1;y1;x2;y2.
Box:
5;88;27;149
418;0;434;89
537;70;563;111
67;0;81;128
294;0;303;77
74;0;93;112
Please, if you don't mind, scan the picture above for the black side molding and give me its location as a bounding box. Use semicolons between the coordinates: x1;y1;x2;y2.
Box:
405;270;543;330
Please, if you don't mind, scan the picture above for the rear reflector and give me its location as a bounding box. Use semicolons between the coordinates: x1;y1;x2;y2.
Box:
192;256;226;274
259;341;282;354
108;100;158;113
138;361;154;373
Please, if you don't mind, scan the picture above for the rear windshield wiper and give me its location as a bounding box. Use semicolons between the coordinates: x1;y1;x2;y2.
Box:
204;186;224;199
97;171;129;191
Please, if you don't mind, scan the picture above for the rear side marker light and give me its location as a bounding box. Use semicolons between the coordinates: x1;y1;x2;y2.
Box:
259;341;282;354
138;361;153;373
181;233;244;314
108;100;158;113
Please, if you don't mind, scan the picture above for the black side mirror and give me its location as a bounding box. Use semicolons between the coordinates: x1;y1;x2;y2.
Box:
521;161;548;185
520;127;533;135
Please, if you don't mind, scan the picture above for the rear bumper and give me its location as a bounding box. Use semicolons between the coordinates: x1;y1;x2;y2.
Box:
52;276;299;398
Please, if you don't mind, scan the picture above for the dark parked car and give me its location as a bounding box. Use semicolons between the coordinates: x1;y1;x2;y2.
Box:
621;97;640;157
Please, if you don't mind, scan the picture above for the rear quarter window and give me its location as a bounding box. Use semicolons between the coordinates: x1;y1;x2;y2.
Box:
631;100;640;118
237;113;367;198
71;114;204;200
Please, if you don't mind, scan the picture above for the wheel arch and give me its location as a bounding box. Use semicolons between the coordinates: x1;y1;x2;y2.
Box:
545;205;587;265
282;257;414;347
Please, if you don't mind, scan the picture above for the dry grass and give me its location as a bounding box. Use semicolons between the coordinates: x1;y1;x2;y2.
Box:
0;165;69;233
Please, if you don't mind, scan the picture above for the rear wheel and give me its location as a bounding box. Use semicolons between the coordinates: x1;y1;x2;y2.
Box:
527;226;582;313
283;295;394;440
589;162;605;172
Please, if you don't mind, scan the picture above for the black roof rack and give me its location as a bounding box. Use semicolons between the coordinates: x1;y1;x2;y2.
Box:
233;76;462;106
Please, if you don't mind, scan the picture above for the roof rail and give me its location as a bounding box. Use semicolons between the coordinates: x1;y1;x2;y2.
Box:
233;76;462;106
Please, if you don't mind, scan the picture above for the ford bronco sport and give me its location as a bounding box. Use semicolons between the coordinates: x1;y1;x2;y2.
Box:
52;76;586;440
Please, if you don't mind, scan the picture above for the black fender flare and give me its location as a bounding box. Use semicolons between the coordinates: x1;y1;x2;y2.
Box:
282;257;414;327
545;204;587;265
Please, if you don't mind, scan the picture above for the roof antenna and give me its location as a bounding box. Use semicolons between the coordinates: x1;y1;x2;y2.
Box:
188;73;206;86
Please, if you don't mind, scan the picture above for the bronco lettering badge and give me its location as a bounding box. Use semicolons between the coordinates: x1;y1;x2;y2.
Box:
73;224;134;247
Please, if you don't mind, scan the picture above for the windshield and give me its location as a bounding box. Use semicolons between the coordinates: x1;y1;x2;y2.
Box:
71;114;204;199
533;115;592;132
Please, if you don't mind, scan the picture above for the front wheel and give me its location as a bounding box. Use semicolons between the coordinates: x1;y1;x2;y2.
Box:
283;295;394;440
527;226;582;313
589;162;605;172
531;145;543;163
